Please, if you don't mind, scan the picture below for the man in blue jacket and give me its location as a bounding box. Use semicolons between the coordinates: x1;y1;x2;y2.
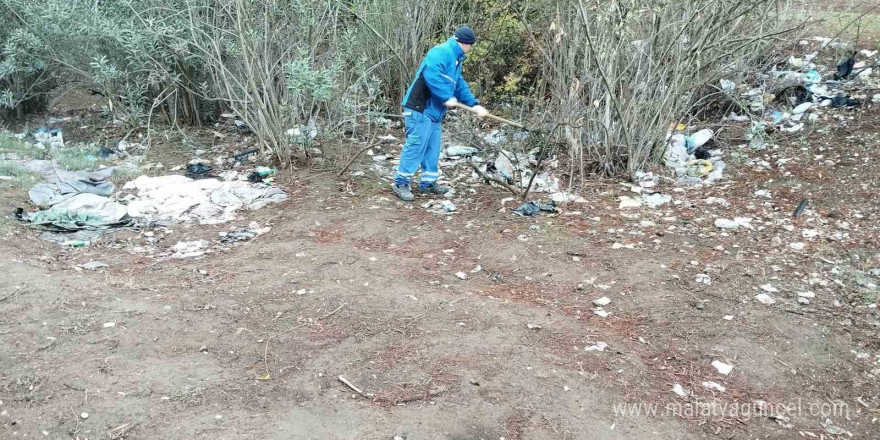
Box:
393;26;488;201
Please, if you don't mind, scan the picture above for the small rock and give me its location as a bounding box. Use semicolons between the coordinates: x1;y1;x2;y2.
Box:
199;345;208;352
470;265;482;274
771;236;782;246
790;242;806;250
80;412;89;419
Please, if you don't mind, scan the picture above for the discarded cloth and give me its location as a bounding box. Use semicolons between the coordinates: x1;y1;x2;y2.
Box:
123;175;287;225
186;162;213;178
26;193;129;230
513;201;557;217
25;161;116;208
830;96;861;108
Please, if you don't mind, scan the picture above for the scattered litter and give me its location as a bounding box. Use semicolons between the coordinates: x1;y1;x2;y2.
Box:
586;342;608;352
527;323;541;330
755;293;777;305
703;381;726;392
642;193;671;208
685;159;713;178
512;201;557;217
186;162;212;178
79;261;108;271
618;196;642;209
793;199;809;217
672;383;688;397
821;419;852;437
593;297;611;307
715;218;752;230
446;145;479;157
792;102;812;115
172;240;209;259
711;360;733;376
103;322;116;328
754;189;771;198
455;272;468;280
247;167;276;183
760;284;779;293
695;274;711;285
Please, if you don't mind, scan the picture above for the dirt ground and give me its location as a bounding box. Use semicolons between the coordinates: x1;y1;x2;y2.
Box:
2;41;880;440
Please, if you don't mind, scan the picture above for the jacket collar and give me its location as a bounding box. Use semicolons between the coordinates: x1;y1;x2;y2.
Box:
447;38;466;60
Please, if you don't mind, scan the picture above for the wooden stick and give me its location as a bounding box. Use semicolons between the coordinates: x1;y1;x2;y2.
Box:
338;375;369;397
337;142;379;177
451;103;527;130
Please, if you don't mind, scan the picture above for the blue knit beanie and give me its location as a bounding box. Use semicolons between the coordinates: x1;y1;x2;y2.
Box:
453;26;476;45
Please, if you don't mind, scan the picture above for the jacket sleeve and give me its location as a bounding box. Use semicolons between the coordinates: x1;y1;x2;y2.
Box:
422;50;456;102
454;75;478;106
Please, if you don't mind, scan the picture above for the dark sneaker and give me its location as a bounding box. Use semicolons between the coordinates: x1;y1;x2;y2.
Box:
392;184;415;201
418;183;451;195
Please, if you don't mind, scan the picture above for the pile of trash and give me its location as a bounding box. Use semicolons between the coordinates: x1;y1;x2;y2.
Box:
662;37;879;184
11;158;288;245
121;174;287;225
663;128;727;186
17;160;130;235
362;127;584;215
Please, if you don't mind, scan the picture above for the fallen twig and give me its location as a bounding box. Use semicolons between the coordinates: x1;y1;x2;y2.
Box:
774;357;797;375
321;303;346;320
0;283;27;302
107;422;139;440
64;383;86;392
338;375;370;398
337;142;379;177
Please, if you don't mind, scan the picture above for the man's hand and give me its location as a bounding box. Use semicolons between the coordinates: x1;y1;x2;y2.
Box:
472;105;489;118
444;97;459;108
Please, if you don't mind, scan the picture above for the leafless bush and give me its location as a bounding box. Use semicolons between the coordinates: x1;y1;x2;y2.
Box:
529;0;803;180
